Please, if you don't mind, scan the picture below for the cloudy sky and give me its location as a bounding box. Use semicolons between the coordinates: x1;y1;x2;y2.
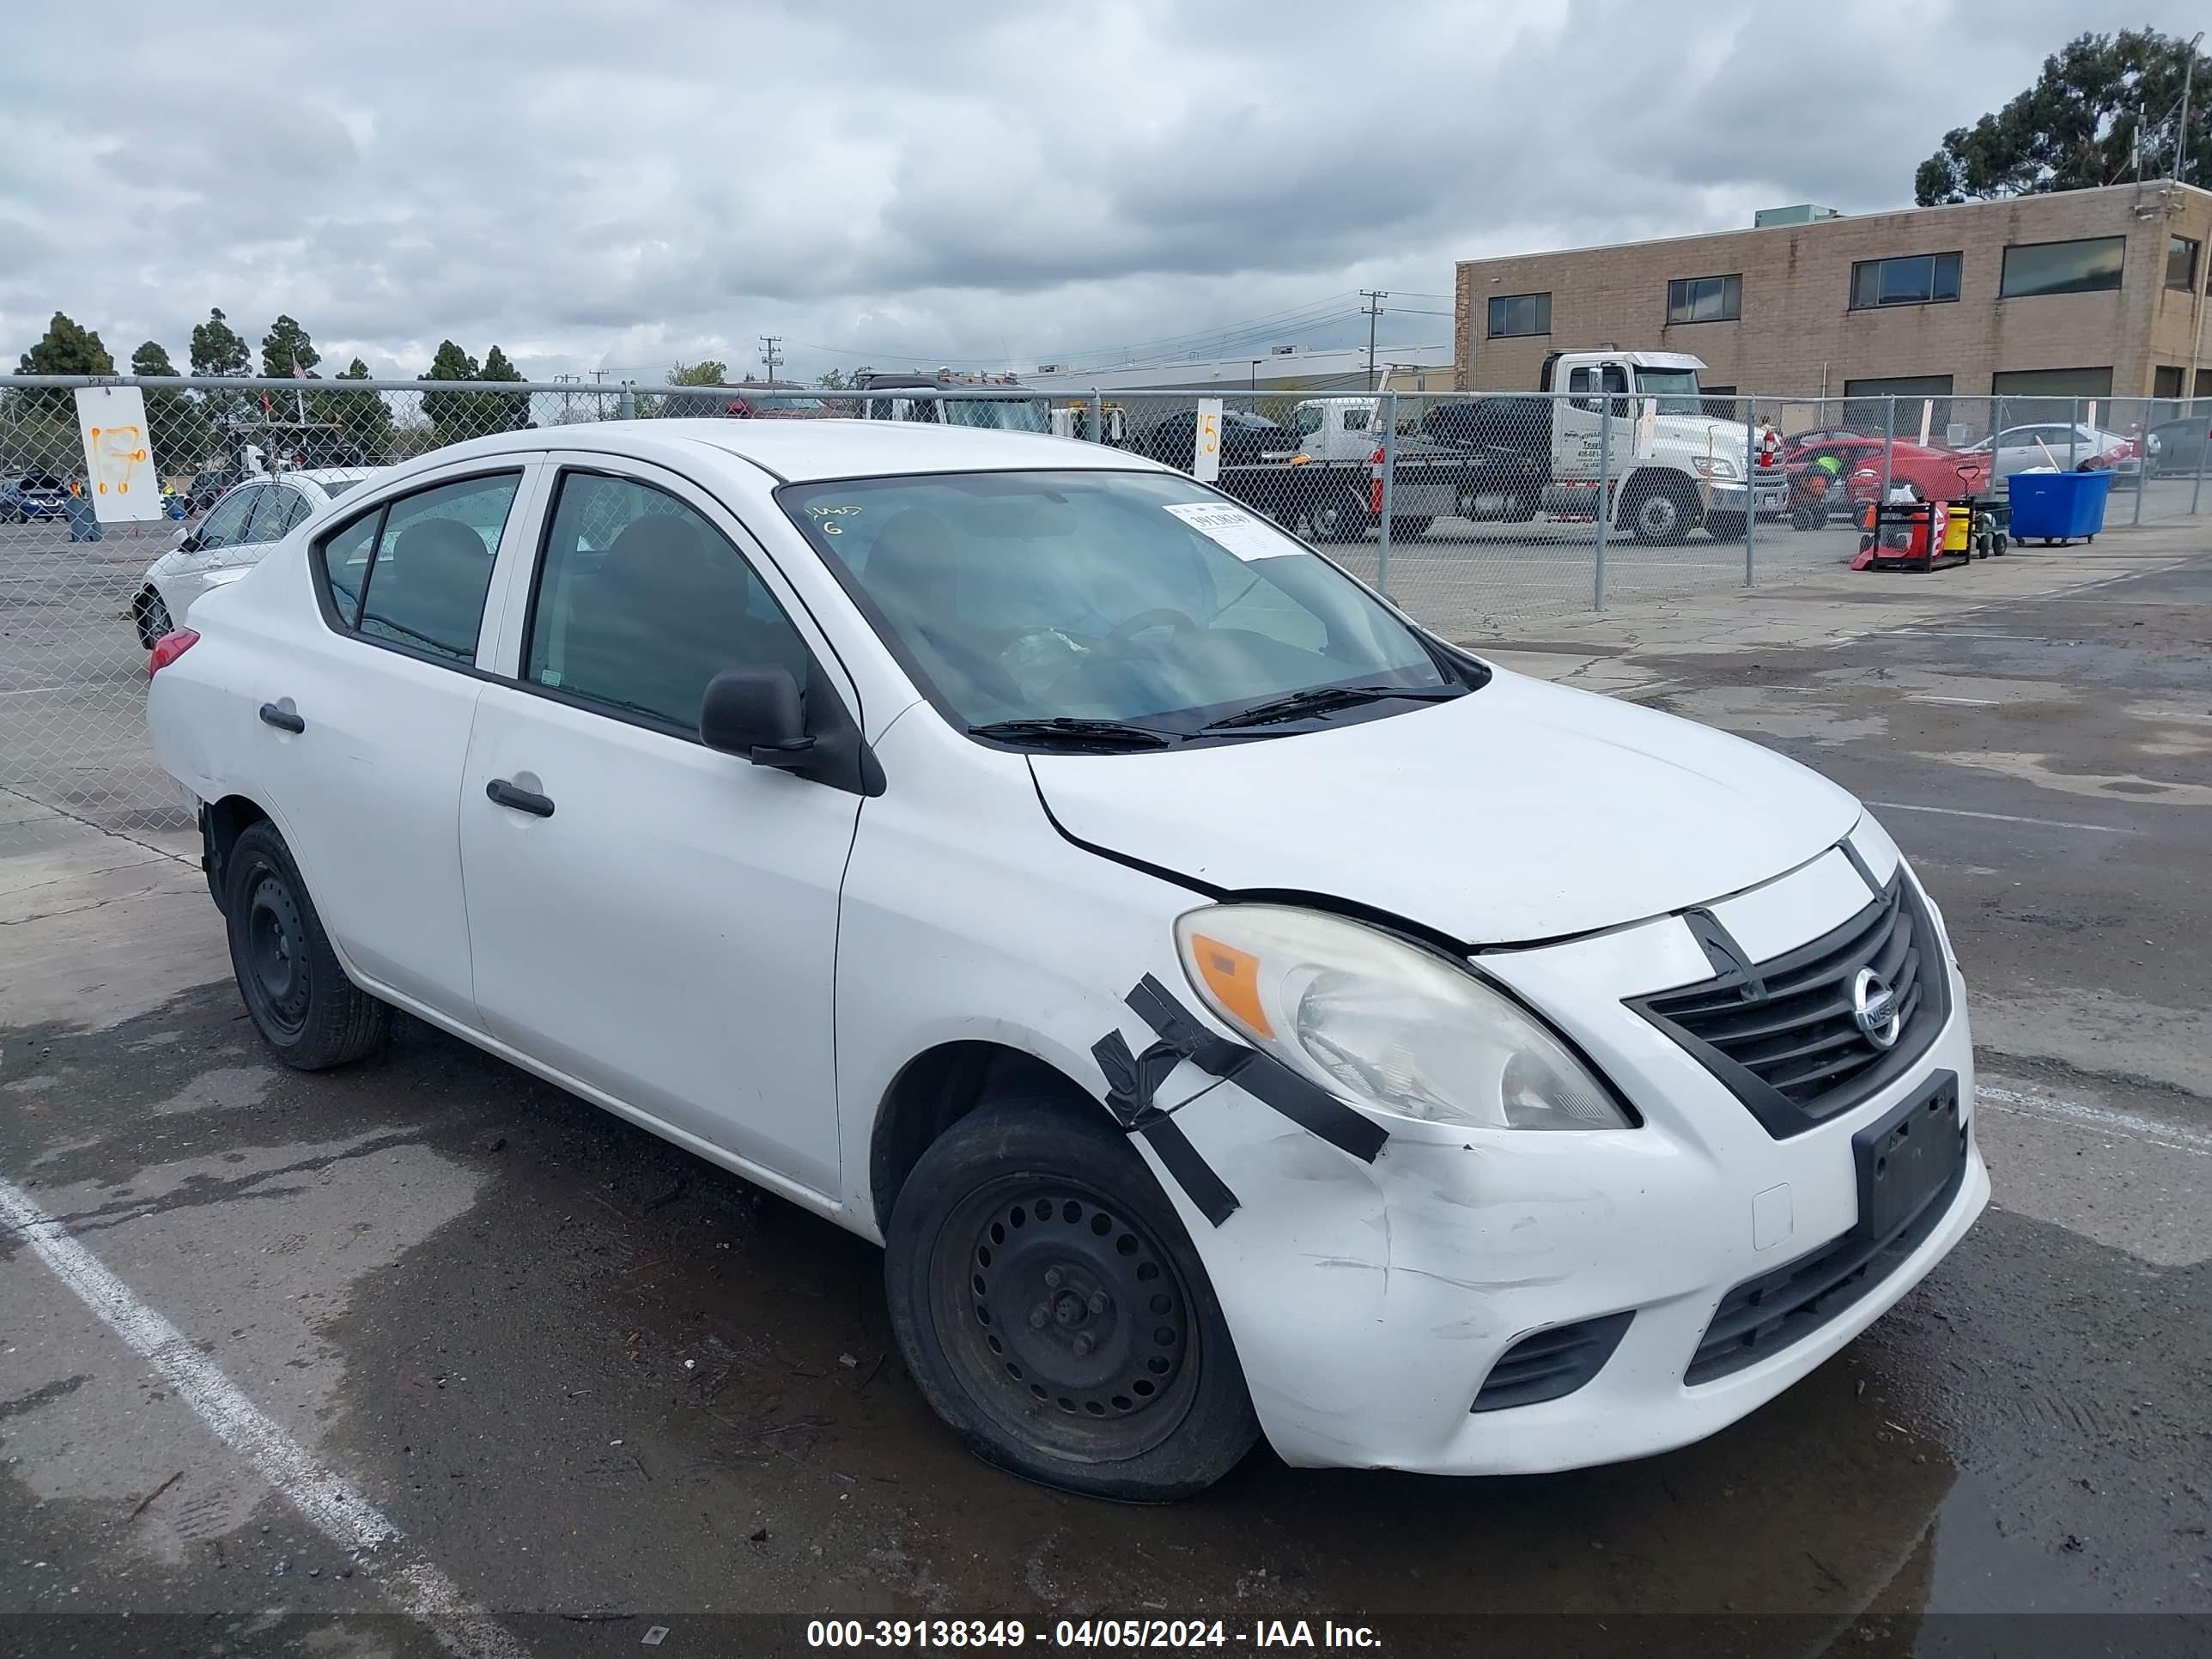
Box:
0;0;2179;386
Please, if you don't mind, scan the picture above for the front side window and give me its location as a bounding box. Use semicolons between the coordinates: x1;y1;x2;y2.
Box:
197;486;260;550
781;469;1459;735
1487;292;1551;338
1850;252;1962;308
526;472;807;735
1666;274;1741;324
2000;237;2124;299
313;471;520;663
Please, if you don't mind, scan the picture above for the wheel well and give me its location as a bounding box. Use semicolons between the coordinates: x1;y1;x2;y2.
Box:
204;794;270;893
868;1041;1097;1236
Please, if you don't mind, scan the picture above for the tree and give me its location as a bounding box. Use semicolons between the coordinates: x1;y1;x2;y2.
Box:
479;344;532;430
319;356;396;465
656;357;730;417
260;314;320;380
12;312;114;420
815;368;850;389
668;360;728;386
131;339;214;474
189;307;251;377
1916;29;2212;204
17;311;115;376
416;338;483;443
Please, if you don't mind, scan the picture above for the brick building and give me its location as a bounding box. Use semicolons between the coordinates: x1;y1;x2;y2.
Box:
1454;181;2212;408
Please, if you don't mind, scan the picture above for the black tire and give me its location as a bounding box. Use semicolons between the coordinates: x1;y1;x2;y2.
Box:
1705;511;1747;542
1621;477;1696;544
222;822;390;1070
1301;483;1368;544
884;1095;1260;1501
133;588;173;649
1389;515;1432;539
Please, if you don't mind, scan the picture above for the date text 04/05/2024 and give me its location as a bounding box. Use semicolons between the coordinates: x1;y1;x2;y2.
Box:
805;1620;1382;1649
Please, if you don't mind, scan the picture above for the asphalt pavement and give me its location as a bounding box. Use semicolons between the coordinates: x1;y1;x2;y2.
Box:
2;520;2208;1658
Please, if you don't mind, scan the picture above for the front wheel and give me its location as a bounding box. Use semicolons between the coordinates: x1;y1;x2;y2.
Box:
133;588;173;649
884;1096;1260;1501
1623;480;1696;544
223;822;391;1069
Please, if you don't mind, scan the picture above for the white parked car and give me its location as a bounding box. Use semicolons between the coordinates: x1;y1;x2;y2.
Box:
133;469;378;646
1965;422;2149;481
146;420;1985;1499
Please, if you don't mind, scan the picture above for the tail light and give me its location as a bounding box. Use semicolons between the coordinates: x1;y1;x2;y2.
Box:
148;628;199;677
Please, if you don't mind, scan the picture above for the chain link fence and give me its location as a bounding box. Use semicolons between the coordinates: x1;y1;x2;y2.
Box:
3;373;2205;843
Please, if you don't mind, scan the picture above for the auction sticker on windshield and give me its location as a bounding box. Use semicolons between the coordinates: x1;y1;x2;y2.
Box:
1162;501;1292;562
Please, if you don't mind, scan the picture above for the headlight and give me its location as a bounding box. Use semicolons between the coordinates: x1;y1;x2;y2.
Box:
1692;456;1739;480
1174;905;1632;1131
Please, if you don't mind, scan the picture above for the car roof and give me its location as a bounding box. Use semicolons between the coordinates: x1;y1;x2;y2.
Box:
380;418;1174;485
293;467;378;488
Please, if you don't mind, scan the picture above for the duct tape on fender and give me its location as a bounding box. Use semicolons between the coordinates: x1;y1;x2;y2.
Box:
1091;973;1389;1228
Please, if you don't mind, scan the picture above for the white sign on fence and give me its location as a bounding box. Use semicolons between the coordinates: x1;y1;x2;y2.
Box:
73;386;162;522
1192;398;1223;482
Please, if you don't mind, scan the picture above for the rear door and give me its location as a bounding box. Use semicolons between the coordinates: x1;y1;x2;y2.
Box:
267;463;544;1018
458;456;861;1192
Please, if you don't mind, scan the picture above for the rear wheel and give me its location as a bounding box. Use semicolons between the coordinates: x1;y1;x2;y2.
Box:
133;588;173;649
884;1095;1260;1501
223;823;390;1070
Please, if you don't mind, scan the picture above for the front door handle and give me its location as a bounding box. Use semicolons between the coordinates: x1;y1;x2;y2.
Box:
485;778;555;818
258;702;305;733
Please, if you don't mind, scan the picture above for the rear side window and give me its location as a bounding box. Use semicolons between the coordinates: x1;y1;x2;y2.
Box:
313;471;521;664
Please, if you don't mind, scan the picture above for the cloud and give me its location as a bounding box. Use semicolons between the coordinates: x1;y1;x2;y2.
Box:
0;0;2197;384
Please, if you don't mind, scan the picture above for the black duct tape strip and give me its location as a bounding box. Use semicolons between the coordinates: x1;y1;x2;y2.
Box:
1838;836;1883;895
1125;974;1389;1164
1091;1030;1241;1226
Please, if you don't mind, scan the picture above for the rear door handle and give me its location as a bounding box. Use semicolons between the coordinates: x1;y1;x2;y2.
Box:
258;702;305;733
485;778;555;818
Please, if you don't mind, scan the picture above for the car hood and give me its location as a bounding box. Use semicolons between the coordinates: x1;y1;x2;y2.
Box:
1030;670;1861;944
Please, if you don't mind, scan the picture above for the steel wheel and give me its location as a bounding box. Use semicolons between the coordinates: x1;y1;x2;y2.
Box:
932;1177;1200;1462
245;872;312;1037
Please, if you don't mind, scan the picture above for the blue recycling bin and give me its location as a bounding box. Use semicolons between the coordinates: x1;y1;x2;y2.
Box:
64;489;103;543
2006;470;2112;544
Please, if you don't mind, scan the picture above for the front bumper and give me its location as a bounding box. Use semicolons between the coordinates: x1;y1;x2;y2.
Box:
1708;479;1786;515
1150;828;1985;1474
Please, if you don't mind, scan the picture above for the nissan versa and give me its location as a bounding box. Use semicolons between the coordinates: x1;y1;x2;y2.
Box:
146;419;1986;1500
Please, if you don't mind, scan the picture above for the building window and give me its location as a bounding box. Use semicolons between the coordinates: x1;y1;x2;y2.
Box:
1486;292;1551;338
2154;366;2185;399
1999;236;2124;299
1842;375;1954;433
2168;235;2202;292
1666;274;1741;325
1849;252;1962;309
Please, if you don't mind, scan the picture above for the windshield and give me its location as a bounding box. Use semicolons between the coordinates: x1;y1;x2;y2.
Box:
781;470;1455;735
943;398;1049;433
1632;368;1703;416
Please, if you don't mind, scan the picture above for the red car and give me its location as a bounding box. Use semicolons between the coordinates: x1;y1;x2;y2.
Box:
1782;434;1992;515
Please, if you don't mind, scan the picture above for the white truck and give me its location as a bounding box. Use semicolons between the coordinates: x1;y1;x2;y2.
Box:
1534;349;1783;542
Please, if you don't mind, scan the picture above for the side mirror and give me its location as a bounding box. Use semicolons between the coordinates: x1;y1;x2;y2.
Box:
701;665;816;769
178;532;204;553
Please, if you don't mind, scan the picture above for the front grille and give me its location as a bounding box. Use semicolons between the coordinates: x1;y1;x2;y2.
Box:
1686;1125;1966;1384
1471;1312;1632;1412
1627;871;1948;1139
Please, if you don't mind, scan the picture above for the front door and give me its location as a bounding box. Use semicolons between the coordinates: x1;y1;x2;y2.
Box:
459;459;861;1194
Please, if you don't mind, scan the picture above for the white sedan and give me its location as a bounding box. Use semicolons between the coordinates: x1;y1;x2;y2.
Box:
133;469;378;646
1966;422;2150;480
146;420;1984;1499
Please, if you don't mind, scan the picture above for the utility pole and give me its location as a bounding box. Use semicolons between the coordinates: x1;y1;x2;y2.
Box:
759;336;783;388
1359;291;1389;392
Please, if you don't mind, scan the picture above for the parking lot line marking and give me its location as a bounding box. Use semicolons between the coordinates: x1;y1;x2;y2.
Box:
0;1175;530;1659
1864;800;2134;835
1975;1085;2212;1158
1906;696;2000;706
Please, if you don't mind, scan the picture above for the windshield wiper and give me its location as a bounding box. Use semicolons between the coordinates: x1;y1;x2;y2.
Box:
1202;684;1463;731
968;716;1175;750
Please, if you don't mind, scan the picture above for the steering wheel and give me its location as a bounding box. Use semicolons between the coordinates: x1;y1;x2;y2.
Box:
1100;608;1198;652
